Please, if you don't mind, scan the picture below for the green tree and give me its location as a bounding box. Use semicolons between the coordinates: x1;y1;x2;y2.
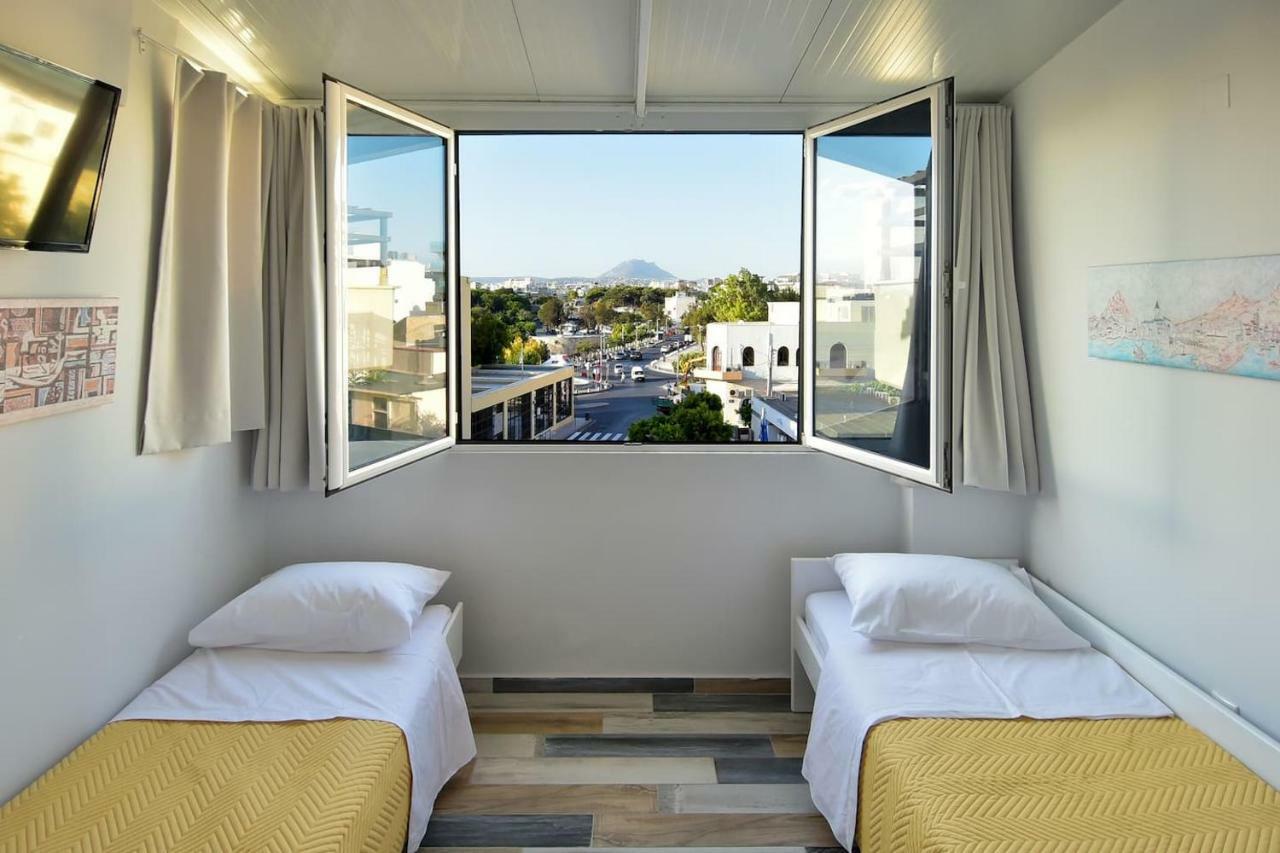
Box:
683;300;716;341
639;301;665;326
609;322;636;346
502;336;550;365
474;288;537;338
706;268;770;322
470;307;512;365
627;392;734;443
737;398;754;428
770;287;800;302
537;296;565;330
675;350;704;378
589;302;617;330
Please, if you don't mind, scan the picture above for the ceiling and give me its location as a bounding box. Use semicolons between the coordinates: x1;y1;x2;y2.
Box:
157;0;1118;121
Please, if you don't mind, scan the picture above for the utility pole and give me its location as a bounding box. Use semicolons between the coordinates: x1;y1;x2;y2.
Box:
767;330;773;398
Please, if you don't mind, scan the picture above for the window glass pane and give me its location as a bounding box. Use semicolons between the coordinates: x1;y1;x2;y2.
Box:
343;103;448;473
813;99;932;468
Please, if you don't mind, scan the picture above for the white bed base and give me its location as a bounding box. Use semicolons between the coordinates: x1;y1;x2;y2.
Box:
443;602;464;668
789;556;1280;790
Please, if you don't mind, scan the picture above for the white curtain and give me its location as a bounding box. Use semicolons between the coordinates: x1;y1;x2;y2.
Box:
143;60;264;452
952;105;1040;494
251;105;326;492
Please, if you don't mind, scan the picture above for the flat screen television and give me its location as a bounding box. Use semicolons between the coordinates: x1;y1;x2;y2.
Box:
0;42;121;252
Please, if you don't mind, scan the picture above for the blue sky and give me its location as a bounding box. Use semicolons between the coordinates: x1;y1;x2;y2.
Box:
346;132;929;282
348;136;447;266
459;134;801;280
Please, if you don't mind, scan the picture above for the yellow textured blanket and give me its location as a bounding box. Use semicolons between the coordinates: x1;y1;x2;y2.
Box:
856;716;1280;853
0;718;411;853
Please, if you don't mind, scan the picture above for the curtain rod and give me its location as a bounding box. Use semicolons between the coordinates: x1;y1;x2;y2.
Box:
134;28;253;96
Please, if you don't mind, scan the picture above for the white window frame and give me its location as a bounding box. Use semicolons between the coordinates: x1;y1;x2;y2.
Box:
800;80;953;490
324;77;459;491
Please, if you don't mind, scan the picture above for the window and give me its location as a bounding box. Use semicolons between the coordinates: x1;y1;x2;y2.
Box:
324;79;457;491
459;133;800;445
319;83;951;489
802;79;953;489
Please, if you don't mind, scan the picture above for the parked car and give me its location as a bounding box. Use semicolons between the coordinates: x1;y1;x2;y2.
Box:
631;367;646;381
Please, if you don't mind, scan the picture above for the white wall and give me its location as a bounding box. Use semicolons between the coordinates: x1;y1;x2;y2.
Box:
266;450;920;677
0;0;268;801
1007;0;1280;738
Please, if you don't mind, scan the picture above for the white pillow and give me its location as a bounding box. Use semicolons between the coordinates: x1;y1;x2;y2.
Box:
189;561;450;652
832;553;1088;650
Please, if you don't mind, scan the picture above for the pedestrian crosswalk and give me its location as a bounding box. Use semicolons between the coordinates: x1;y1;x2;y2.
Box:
565;431;627;442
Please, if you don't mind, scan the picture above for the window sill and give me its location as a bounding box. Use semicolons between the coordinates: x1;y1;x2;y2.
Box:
451;442;815;455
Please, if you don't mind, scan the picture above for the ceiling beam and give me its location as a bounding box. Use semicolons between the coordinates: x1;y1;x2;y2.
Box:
634;0;652;118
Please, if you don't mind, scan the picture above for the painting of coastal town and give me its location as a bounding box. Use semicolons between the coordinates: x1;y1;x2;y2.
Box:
1087;254;1280;381
0;298;118;426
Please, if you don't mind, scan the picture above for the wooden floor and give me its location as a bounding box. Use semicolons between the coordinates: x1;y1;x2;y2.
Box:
421;677;846;852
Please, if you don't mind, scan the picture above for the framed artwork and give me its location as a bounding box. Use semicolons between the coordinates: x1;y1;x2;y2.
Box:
1088;254;1280;381
0;297;118;425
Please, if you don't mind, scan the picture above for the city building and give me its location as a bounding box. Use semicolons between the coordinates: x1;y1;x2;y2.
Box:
750;393;799;443
664;292;699;323
695;301;800;427
466;365;575;440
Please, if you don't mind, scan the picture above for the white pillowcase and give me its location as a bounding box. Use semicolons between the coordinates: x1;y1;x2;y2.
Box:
189;561;450;652
832;553;1089;650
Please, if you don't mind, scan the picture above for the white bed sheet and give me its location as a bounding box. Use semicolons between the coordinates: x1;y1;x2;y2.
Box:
114;604;475;851
802;624;1171;850
804;590;853;658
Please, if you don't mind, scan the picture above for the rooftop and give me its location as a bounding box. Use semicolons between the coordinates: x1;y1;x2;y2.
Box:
471;365;574;403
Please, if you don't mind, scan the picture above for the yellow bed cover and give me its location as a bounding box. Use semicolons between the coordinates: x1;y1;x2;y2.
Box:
1;718;411;853
857;715;1280;853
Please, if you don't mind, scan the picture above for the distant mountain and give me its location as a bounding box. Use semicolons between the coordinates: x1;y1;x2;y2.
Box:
598;259;676;282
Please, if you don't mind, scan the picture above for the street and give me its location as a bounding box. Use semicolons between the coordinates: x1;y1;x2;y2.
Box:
561;343;675;441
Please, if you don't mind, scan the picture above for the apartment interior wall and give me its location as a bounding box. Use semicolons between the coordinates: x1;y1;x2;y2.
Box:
1006;0;1280;738
264;452;1021;677
0;0;270;801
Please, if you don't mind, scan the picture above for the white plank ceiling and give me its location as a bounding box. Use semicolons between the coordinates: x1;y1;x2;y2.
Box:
157;0;1119;109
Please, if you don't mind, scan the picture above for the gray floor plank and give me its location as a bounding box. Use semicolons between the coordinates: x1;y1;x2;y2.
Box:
544;734;775;758
715;757;807;784
420;814;593;847
657;783;818;814
654;693;792;712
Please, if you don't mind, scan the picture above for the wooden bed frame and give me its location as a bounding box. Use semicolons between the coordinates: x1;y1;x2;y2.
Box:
789;556;1280;790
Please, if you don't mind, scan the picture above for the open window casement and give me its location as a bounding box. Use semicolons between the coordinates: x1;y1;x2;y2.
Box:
324;78;459;492
801;79;954;490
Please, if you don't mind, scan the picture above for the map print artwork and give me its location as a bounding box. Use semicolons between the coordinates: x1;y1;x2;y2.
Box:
0;298;119;426
1088;255;1280;381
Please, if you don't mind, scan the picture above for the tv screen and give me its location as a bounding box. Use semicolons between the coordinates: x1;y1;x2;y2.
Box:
0;43;120;252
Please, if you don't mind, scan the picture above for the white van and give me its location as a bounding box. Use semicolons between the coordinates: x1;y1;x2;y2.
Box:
631;367;646;382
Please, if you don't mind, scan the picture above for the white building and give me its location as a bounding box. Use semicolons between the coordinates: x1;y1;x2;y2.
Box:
694;302;801;429
501;276;535;292
702;301;800;381
664;292;700;324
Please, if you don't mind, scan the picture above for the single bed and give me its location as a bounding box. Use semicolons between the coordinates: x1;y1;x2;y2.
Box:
790;557;1280;853
0;602;473;853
